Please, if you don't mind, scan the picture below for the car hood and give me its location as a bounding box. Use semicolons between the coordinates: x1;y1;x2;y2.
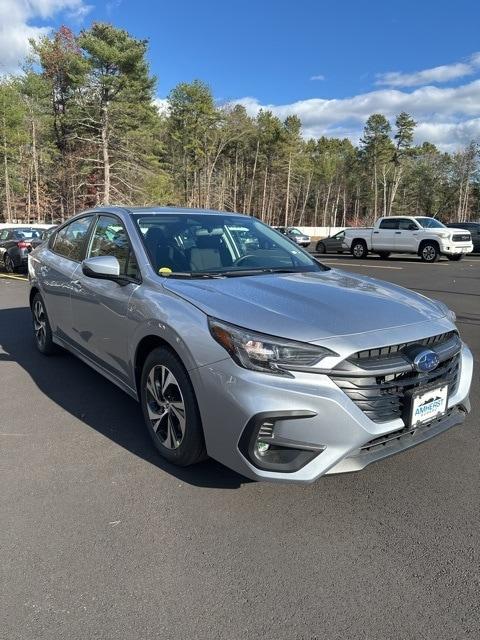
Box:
162;269;446;342
445;227;471;236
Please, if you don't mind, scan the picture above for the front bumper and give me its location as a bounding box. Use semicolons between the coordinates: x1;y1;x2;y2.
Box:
440;242;473;255
191;341;473;484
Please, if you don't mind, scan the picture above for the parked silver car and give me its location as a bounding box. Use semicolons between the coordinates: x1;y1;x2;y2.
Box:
28;207;473;483
273;226;311;247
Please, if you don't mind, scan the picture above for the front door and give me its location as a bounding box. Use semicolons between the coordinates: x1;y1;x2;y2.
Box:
69;214;141;387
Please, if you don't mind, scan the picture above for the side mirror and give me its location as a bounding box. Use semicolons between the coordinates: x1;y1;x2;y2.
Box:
82;256;125;283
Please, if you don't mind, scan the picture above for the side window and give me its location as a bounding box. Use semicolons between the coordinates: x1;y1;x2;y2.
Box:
53;217;93;261
0;230;8;241
88;215;139;280
335;231;345;239
379;219;399;230
398;218;419;230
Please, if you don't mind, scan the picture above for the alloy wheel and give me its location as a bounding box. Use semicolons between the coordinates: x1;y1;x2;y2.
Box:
33;299;47;348
422;245;436;261
4;255;14;273
145;365;186;449
353;243;365;257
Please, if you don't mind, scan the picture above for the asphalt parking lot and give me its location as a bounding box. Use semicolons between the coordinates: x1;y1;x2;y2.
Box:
1;255;479;640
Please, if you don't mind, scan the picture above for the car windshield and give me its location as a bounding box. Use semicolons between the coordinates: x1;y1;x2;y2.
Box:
288;228;303;236
133;214;325;277
415;217;446;229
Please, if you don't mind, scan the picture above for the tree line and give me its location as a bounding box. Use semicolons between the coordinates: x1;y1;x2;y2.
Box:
1;23;479;227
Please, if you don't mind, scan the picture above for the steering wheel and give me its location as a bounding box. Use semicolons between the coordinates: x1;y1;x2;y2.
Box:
233;254;258;267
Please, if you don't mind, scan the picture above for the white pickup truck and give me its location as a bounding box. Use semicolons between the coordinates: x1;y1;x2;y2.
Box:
343;216;473;262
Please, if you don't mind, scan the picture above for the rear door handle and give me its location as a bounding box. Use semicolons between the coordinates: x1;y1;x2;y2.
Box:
373;231;379;234
395;231;401;234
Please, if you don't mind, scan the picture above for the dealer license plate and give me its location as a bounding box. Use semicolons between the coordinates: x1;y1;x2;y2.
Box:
410;384;448;426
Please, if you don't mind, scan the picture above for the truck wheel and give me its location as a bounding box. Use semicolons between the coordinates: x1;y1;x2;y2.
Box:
316;241;326;254
447;254;463;261
420;242;440;263
351;240;368;259
378;252;391;259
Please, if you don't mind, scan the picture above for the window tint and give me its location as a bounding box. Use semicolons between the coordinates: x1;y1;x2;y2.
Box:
0;230;8;241
88;215;139;279
53;217;93;261
379;219;399;230
334;231;345;239
398;218;418;231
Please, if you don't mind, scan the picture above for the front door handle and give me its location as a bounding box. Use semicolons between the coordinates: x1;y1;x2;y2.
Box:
395;231;401;234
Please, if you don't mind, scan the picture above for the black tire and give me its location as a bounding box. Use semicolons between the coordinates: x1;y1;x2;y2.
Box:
351;240;368;259
420;242;440;263
316;241;326;254
4;253;16;273
140;347;207;466
378;251;391;259
31;293;57;355
447;254;463;261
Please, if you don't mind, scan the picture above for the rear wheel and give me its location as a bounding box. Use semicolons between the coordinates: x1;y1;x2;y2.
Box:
316;241;326;254
32;293;57;355
447;254;463;261
140;347;207;466
420;242;440;262
4;254;16;273
378;251;391;259
351;240;368;259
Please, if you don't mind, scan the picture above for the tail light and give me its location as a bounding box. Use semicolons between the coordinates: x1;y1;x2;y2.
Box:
17;241;31;249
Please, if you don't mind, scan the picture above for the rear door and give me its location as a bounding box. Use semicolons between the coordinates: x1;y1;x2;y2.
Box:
395;218;421;251
372;219;398;251
69;214;141;386
38;216;94;336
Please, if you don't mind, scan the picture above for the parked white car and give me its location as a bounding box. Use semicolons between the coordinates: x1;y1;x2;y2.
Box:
343;216;473;262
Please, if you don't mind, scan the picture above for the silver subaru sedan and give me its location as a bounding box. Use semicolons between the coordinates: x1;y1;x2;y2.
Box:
28;207;473;483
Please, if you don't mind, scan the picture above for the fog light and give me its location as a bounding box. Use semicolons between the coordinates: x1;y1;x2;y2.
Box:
239;411;325;473
255;440;270;455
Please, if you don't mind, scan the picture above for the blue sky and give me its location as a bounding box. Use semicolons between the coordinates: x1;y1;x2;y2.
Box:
3;0;480;149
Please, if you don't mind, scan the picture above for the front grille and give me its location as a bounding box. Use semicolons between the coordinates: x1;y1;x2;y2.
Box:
330;333;461;424
452;234;471;242
354;331;455;361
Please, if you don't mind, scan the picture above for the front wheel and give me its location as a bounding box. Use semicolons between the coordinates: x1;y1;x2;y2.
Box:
351;241;368;259
420;243;440;262
140;347;207;466
447;254;463;261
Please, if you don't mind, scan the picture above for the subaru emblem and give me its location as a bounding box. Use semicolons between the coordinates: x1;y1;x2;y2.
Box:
413;349;440;373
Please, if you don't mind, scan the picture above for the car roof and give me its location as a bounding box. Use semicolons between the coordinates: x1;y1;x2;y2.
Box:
103;206;245;217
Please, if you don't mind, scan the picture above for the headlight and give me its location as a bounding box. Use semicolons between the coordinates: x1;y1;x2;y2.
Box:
439;232;450;239
432;300;456;323
209;318;337;376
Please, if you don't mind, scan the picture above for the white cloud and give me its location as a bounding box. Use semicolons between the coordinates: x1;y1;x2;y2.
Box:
376;52;480;87
153;97;170;115
310;74;325;81
233;79;480;150
0;0;92;74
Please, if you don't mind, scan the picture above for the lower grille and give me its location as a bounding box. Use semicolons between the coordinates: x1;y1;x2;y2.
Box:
360;408;459;452
330;334;461;424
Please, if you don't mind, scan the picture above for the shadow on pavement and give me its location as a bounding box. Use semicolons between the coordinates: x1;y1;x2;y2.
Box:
0;305;247;490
